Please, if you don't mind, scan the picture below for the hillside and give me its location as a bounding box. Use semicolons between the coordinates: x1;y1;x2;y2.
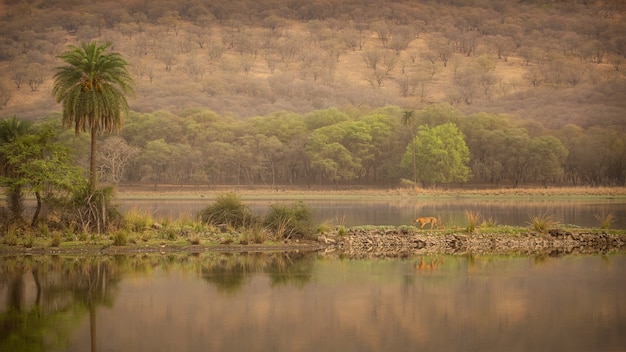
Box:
0;0;625;130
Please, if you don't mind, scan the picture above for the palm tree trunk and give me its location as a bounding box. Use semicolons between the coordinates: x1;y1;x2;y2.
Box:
90;127;98;190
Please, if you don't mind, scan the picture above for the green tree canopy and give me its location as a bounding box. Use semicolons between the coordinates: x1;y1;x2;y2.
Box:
0;120;83;225
401;123;470;186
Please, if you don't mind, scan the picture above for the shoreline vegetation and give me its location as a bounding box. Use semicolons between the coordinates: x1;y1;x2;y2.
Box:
1;187;625;257
112;185;626;199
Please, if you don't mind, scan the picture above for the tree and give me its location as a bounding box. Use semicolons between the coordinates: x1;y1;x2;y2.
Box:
401;123;470;187
402;110;417;182
52;41;134;190
97;136;139;185
0;117;33;221
0;119;82;226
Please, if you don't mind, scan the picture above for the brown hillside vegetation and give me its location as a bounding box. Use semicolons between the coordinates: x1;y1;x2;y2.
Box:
0;0;625;189
0;0;624;129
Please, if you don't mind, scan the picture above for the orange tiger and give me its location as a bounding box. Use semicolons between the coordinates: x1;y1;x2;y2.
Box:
414;217;438;229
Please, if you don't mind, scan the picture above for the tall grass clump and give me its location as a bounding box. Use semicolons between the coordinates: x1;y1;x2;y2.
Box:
594;212;616;229
124;207;154;232
263;201;313;239
112;230;128;246
199;193;253;228
528;212;558;233
465;210;482;234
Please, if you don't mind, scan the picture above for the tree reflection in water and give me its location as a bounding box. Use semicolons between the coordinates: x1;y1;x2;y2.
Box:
0;256;122;352
200;252;316;294
0;251;318;350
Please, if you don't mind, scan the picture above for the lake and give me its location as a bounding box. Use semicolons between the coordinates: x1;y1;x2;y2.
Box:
119;196;626;229
1;252;625;352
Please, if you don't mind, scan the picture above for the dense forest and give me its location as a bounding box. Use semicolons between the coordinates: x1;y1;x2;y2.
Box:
0;0;625;188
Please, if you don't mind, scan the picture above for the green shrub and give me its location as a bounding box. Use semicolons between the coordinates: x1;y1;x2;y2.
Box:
112;230;128;246
23;234;34;248
161;229;178;241
3;228;18;246
124;207;154;232
316;222;331;234
264;202;313;239
199;193;253;228
50;232;61;247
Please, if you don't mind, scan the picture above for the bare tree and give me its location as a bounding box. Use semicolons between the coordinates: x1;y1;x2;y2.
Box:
0;81;11;109
97;136;140;185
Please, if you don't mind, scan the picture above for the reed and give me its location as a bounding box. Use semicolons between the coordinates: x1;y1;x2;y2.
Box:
465;210;482;234
112;230;128;246
593;212;616;229
528;212;558;233
124;207;154;232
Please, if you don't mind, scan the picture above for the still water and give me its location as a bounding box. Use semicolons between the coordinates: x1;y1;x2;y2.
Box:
120;197;626;229
1;252;625;352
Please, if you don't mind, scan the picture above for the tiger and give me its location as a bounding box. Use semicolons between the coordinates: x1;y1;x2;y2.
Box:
414;217;438;229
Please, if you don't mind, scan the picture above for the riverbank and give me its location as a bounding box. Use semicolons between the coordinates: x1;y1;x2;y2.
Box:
318;227;626;258
2;227;625;258
114;185;626;200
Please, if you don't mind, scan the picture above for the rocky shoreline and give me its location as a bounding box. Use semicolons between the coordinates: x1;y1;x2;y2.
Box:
317;227;626;258
2;227;625;257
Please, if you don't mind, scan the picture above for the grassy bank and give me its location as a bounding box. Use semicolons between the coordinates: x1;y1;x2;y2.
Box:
1;188;625;255
114;185;626;200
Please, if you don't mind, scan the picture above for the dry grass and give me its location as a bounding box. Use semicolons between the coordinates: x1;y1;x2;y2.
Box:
115;185;626;200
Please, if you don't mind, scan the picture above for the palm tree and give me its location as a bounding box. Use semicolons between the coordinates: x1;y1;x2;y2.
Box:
52;41;134;190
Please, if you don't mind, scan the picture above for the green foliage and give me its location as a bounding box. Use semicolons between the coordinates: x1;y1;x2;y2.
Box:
23;233;34;248
124;207;154;232
50;232;61;247
263;201;313;239
0;118;84;226
199;193;253;228
3;227;18;246
112;230;128;246
402;122;470;186
528;212;558;233
241;225;269;244
316;222;331;234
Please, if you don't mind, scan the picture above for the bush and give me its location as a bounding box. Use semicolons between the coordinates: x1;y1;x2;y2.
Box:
199;193;254;228
112;230;128;246
50;232;61;247
263;201;313;239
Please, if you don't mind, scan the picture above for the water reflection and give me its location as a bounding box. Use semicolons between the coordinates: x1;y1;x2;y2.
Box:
0;256;122;352
1;252;625;352
200;252;315;294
